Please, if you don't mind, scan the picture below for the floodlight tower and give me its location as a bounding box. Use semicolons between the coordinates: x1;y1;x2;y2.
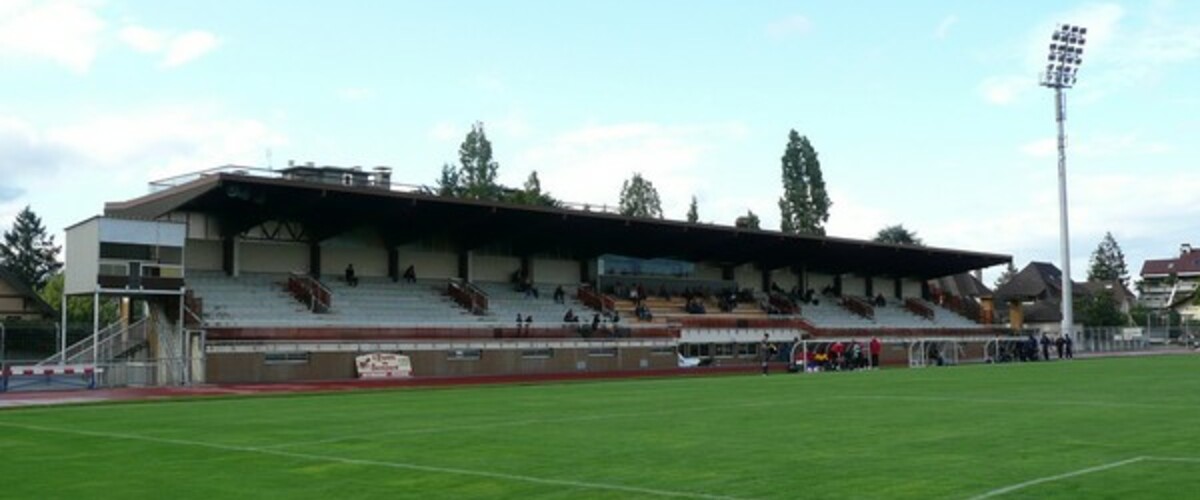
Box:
1040;24;1087;339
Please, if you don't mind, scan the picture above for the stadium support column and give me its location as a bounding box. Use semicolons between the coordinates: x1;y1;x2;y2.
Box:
458;250;473;282
221;236;236;277
387;247;399;282
520;255;532;282
60;294;67;365
309;241;321;279
760;266;771;293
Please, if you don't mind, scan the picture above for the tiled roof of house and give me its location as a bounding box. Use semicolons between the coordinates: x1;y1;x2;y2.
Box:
1141;248;1200;277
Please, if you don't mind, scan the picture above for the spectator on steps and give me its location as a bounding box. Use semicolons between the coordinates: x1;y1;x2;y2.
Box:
402;265;416;283
553;285;565;304
344;264;359;287
563;309;579;323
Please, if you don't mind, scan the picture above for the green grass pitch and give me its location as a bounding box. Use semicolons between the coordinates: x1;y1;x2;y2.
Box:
2;355;1198;499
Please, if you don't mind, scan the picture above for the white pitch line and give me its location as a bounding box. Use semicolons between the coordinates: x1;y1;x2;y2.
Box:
830;394;1196;411
1146;456;1200;464
261;399;779;450
967;457;1147;499
970;455;1200;499
0;421;743;500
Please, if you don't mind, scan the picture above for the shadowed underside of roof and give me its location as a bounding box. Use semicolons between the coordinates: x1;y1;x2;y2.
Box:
105;173;1010;279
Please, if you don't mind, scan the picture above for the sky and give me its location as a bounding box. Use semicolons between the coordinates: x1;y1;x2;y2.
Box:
2;0;1199;286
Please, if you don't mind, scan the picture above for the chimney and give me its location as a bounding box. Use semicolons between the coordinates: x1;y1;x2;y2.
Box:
373;166;392;189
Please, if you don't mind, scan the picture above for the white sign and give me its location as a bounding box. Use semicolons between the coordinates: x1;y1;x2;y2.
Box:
355;353;412;379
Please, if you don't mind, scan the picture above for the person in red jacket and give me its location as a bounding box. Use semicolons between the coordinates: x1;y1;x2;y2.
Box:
869;337;882;369
830;341;846;371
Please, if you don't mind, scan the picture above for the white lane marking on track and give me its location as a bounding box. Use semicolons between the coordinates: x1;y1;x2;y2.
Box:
969;456;1200;499
0;421;744;500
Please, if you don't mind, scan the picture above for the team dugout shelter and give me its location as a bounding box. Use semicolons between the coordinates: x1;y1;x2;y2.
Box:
83;164;1010;384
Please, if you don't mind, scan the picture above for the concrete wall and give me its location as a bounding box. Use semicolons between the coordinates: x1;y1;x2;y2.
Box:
734;264;760;291
241;241;308;274
474;255;520;282
902;278;923;298
324;245;387;278
694;263;722;280
842;275;867;296
205;346;676;383
185;239;222;271
809;273;834;292
398;250;457;280
533;257;579;284
770;268;799;291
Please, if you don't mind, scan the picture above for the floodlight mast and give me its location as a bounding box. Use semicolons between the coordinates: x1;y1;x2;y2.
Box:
1039;24;1087;340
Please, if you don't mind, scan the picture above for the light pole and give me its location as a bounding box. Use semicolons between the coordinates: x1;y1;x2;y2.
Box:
1039;24;1087;340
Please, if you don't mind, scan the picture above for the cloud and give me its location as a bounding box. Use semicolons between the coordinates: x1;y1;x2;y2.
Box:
766;15;812;39
1019;134;1171;158
979;76;1033;105
1;105;287;237
0;115;75;179
162;30;219;67
117;25;219;67
0;0;105;72
517;121;750;219
337;87;374;102
117;25;166;53
427;121;460;142
0;185;23;202
935;15;958;39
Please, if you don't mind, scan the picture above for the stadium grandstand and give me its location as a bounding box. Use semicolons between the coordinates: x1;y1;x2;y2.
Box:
38;163;1011;387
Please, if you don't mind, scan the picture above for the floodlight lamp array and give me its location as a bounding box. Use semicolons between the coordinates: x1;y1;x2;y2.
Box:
1041;24;1087;88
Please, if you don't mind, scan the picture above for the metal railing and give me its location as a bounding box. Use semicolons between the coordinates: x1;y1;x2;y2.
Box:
147;165;623;215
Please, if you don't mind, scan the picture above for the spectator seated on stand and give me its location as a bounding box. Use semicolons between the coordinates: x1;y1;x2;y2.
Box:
635;302;653;321
344;264;359;287
553;285;565;304
685;298;707;314
402;265;417;283
563;309;579;323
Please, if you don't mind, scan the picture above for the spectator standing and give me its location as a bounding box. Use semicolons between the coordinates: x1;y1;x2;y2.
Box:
1040;333;1051;361
759;334;778;375
1064;334;1074;359
344;264;358;287
869;337;882;369
1055;336;1065;359
402;265;416;283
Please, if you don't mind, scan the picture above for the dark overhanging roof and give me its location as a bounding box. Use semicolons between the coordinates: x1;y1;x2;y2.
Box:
105;172;1011;279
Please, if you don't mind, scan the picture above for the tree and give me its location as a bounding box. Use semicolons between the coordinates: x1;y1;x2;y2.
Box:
994;262;1018;288
1;206;61;290
873;224;923;246
38;273;119;325
508;171;558;207
778;130;831;235
1087;232;1129;287
618;173;663;218
686;196;699;223
1076;290;1128;327
435;162;462;197
456;122;501;201
735;210;761;230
